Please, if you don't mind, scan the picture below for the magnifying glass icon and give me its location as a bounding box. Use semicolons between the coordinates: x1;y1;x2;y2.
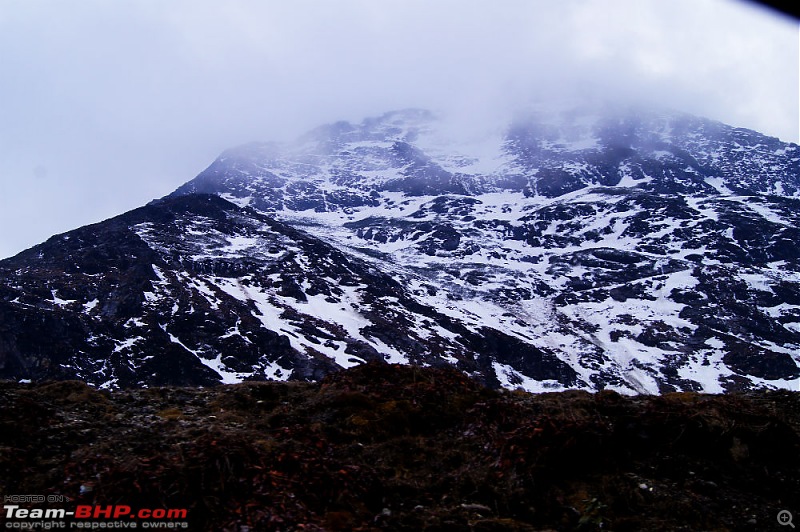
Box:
779;510;795;528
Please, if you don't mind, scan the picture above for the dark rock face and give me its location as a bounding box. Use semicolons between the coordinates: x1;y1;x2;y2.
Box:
1;105;798;392
0;194;574;388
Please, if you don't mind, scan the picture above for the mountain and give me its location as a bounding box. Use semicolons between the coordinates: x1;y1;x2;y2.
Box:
1;104;798;393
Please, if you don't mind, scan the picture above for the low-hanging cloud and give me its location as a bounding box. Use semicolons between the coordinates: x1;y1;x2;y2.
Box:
0;0;797;259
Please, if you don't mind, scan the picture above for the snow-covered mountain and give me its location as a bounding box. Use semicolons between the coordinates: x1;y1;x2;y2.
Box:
2;104;798;393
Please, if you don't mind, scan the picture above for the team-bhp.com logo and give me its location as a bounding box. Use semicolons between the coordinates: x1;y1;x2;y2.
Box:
4;503;189;529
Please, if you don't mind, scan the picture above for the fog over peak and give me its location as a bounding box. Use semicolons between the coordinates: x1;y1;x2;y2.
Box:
0;0;797;259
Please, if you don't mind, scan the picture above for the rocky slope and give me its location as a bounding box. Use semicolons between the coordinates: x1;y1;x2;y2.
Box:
1;104;798;392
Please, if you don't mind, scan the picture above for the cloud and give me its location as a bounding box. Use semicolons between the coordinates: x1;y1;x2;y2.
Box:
0;0;797;258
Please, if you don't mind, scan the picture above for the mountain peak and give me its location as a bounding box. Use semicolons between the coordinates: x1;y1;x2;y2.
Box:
174;105;798;208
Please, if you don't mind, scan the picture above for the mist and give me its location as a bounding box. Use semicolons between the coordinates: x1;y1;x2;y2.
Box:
0;0;797;259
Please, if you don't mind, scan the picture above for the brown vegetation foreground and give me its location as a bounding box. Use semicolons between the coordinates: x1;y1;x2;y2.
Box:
1;363;798;531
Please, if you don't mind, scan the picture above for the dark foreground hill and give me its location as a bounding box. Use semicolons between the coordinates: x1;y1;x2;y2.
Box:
1;364;798;531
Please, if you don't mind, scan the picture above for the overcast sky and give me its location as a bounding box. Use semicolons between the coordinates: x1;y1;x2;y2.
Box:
0;0;797;259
